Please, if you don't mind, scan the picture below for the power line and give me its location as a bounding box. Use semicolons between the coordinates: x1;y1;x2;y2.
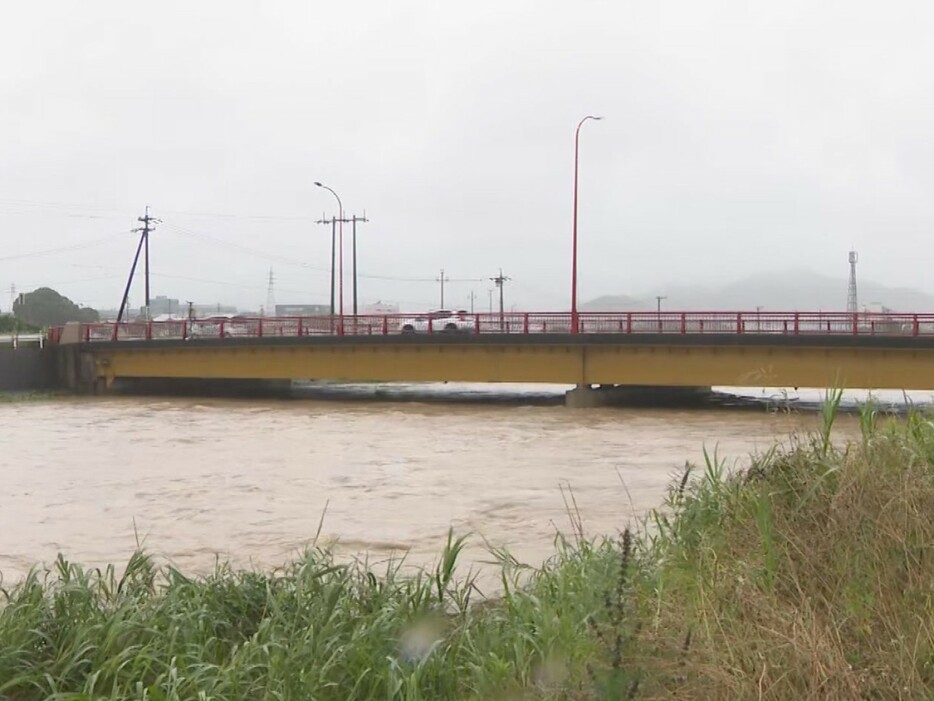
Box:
162;221;446;283
0;233;125;262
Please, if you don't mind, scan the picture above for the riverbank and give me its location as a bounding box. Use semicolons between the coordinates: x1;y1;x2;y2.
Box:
1;395;931;698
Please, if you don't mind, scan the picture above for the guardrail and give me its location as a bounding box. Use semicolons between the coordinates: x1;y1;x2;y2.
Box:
0;333;45;349
45;311;934;344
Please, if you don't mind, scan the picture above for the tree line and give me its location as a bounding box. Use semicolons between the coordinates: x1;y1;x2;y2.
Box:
2;287;99;329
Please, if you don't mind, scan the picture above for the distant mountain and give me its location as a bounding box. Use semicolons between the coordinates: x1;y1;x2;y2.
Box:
579;294;650;312
582;271;934;312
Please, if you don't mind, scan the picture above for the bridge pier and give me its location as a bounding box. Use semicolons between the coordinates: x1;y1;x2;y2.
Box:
565;384;714;409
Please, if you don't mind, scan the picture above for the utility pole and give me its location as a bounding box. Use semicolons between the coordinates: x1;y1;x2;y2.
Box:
436;268;450;309
186;301;194;321
316;214;353;318
847;250;859;314
468;290;477;314
132;206;160;320
117;223;149;324
490;269;511;331
317;215;337;317
655;295;666;332
349;213;368;316
265;268;276;317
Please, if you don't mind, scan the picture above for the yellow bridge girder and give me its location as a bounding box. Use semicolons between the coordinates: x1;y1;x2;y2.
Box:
86;336;934;390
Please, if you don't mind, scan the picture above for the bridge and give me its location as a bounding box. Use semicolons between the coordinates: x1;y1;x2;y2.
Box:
48;310;934;405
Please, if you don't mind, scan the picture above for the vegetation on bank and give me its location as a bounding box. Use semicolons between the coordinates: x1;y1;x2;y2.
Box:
9;287;98;328
0;314;39;334
1;394;932;699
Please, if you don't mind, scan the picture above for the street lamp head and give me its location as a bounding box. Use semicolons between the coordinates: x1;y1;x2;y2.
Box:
314;181;323;187
590;116;603;120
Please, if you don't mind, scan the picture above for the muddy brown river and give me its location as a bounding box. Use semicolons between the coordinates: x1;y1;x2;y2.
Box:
0;384;880;585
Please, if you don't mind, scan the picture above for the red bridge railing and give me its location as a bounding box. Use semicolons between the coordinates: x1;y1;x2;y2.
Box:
46;311;934;344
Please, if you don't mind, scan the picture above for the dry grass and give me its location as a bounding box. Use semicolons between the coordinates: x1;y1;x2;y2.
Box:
1;393;932;699
623;394;934;700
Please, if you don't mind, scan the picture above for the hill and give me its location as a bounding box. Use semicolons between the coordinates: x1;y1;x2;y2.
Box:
582;270;934;312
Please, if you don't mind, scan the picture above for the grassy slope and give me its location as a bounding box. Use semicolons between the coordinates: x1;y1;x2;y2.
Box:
1;396;932;700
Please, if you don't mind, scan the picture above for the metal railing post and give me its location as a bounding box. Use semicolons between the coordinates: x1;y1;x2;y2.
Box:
219;320;225;339
913;315;920;337
523;313;529;334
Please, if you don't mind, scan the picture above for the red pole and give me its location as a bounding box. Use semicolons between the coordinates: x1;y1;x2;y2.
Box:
339;210;344;319
571;115;601;335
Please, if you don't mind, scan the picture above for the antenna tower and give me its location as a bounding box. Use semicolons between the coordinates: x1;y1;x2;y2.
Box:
847;250;858;313
266;268;276;317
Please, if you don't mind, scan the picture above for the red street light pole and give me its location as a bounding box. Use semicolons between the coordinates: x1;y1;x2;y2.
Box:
571;115;602;334
315;182;344;319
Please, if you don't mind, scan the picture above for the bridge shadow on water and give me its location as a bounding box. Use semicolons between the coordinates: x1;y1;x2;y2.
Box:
109;379;934;414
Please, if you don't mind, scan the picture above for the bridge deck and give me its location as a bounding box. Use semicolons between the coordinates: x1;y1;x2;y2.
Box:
60;324;934;391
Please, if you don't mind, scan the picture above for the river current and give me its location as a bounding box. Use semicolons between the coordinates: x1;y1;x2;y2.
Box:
1;383;921;584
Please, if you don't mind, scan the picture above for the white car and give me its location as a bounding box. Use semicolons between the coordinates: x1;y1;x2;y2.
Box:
400;309;475;334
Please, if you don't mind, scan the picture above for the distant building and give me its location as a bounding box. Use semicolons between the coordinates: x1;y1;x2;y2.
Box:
193;303;238;317
275;304;331;317
149;296;181;317
862;303;894;314
364;301;399;315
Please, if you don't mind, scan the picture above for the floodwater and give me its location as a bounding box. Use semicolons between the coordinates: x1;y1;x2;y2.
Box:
0;383;922;585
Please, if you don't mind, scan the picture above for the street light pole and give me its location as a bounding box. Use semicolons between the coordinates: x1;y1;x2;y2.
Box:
315;182;344;318
571;115;602;334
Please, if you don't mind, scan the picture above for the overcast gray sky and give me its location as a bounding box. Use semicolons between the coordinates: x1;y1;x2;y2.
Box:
2;0;932;313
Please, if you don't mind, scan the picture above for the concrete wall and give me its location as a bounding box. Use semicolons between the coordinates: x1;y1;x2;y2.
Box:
0;348;56;391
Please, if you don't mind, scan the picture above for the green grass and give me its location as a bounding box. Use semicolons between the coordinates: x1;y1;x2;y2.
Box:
1;395;933;699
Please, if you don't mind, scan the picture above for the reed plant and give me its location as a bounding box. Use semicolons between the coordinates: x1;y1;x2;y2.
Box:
1;393;932;699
